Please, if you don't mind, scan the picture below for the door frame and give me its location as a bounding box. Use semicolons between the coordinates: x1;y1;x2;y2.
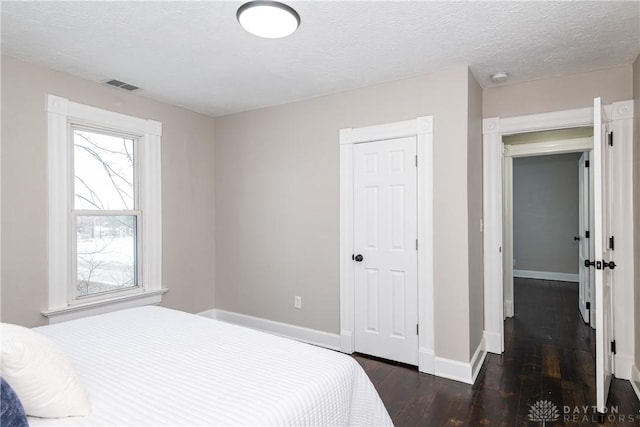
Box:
502;137;593;318
339;116;434;374
577;151;594;326
482;101;635;380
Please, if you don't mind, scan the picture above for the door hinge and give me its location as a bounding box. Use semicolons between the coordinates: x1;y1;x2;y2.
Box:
586;302;591;311
585;160;589;168
585;230;590;239
415;155;418;167
416;324;419;335
607;132;613;147
609;236;614;250
416;239;418;250
611;340;616;354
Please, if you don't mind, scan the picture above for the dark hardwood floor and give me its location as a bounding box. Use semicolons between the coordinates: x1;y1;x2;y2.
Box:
355;278;640;426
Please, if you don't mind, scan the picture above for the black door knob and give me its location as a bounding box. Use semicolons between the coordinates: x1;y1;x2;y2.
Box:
603;260;616;270
584;260;595;268
354;254;364;262
574;236;580;241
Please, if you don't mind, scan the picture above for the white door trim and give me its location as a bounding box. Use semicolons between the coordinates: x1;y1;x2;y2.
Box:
503;137;593;158
340;116;434;374
482;101;635;380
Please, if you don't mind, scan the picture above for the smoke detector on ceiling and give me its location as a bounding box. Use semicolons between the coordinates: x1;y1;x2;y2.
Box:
490;72;509;84
103;79;140;91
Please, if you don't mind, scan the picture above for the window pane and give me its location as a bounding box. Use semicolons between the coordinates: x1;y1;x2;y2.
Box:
76;215;137;297
74;129;135;210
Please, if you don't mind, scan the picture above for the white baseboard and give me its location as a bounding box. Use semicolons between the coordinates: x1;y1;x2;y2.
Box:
484;330;503;354
435;337;487;384
614;353;633;380
514;269;579;283
340;331;353;354
198;308;217;318
504;299;514;317
200;309;481;385
631;365;640;402
470;337;488;383
198;309;341;351
419;347;435;375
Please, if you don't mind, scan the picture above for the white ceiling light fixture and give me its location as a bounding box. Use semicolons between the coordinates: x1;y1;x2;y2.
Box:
237;1;300;39
490;71;510;83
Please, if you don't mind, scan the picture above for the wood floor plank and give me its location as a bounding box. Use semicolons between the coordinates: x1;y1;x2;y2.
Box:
542;343;562;380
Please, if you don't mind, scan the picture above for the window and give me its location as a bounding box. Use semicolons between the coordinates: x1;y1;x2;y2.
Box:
45;95;164;323
73;127;139;299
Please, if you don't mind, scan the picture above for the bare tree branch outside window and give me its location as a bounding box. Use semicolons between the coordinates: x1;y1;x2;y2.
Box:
73;129;137;297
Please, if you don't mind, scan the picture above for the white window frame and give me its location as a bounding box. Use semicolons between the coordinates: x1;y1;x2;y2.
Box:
44;94;165;323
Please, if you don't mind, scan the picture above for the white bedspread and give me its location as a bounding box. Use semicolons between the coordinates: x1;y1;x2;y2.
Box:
28;306;392;426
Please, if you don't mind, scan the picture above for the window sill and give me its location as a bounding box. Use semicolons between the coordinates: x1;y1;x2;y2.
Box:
42;288;168;324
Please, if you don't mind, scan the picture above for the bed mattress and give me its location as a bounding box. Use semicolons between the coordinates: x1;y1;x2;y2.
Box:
28;306;392;426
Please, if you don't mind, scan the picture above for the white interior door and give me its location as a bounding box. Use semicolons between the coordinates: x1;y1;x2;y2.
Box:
588;149;596;329
577;152;590;323
593;97;614;412
353;136;418;365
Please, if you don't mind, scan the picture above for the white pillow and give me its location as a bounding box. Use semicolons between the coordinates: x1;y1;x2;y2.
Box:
0;323;91;418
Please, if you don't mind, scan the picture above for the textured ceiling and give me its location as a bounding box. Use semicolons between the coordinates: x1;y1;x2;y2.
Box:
2;1;639;117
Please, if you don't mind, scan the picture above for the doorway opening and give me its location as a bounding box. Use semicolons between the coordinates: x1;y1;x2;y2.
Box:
503;128;594;329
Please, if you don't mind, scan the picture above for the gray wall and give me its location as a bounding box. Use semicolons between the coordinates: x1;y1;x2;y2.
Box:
1;56;217;327
467;68;484;358
483;65;633;118
215;66;484;363
513;153;581;275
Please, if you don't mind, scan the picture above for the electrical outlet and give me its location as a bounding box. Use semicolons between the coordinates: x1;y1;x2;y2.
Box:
294;296;302;309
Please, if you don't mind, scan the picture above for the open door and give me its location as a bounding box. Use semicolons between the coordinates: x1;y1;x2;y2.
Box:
577;152;590;324
592;97;615;412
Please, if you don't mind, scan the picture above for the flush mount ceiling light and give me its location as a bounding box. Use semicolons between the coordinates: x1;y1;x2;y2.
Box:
490;71;510;84
237;1;300;39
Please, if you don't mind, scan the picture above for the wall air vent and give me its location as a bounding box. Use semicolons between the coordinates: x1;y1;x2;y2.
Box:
104;79;140;91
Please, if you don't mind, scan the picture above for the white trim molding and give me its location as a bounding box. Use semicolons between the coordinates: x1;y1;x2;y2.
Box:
631;365;640;402
483;331;502;357
503;137;593;158
606;100;636;380
504;299;514;318
43;289;168;324
339;116;434;375
513;270;579;283
613;353;633;381
46;94;163;322
483;117;504;354
499;107;593;135
435;337;487;385
199;309;341;351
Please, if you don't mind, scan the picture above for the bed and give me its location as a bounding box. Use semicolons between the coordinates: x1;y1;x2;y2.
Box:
26;306;392;426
